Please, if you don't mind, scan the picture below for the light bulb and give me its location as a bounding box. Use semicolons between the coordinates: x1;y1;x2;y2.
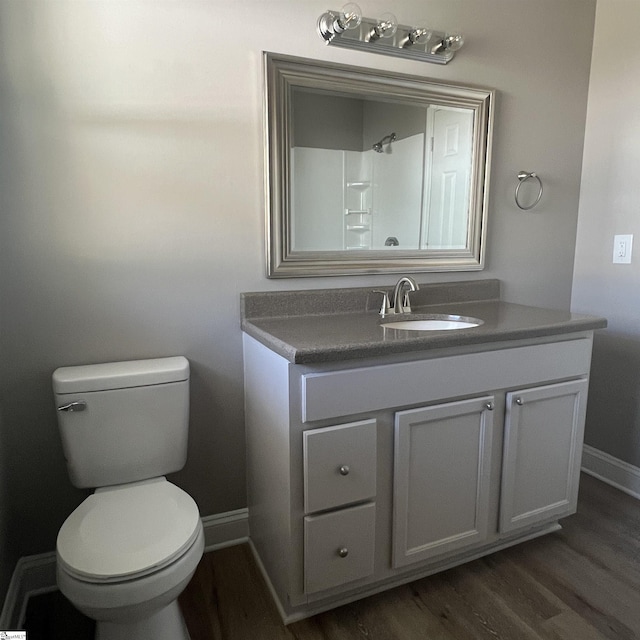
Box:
444;32;464;51
335;2;362;33
317;3;361;42
404;26;431;47
369;12;398;42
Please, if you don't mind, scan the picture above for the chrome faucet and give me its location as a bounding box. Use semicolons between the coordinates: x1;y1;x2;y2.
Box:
373;276;419;317
392;276;419;314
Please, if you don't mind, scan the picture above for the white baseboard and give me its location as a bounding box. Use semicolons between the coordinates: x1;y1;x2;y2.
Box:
0;551;57;631
582;444;640;500
202;508;249;552
0;508;249;630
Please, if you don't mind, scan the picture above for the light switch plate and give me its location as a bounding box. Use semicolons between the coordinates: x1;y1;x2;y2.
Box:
613;234;633;264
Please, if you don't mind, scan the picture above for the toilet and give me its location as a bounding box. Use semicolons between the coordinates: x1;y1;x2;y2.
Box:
52;356;204;640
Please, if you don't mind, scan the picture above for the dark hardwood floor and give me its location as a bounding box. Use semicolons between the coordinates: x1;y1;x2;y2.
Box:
23;474;640;639
179;474;640;640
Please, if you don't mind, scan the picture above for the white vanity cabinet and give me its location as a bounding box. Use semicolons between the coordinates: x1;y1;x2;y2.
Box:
243;331;595;623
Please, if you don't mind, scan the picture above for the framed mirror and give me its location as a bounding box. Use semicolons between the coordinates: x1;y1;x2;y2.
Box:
264;52;494;278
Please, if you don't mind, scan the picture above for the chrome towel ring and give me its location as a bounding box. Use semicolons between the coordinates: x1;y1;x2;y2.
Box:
515;171;543;210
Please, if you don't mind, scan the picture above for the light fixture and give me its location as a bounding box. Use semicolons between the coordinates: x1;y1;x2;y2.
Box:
317;5;464;64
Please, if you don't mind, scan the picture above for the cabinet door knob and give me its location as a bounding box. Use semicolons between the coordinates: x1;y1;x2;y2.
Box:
515;397;524;406
339;465;350;476
338;547;349;558
485;402;494;411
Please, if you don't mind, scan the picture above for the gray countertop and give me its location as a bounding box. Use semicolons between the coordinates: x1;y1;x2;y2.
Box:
241;280;607;364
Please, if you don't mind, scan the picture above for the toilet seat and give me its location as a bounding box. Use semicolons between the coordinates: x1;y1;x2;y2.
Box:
57;477;201;583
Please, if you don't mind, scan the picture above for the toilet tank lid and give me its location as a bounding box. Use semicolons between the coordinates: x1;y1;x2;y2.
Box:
53;356;189;394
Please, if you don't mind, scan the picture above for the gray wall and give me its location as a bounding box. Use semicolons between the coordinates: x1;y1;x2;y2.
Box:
292;92;426;151
572;0;640;468
0;0;596;586
293;91;364;151
363;101;428;148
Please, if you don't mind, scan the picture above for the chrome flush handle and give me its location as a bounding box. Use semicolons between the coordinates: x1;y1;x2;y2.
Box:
57;401;87;412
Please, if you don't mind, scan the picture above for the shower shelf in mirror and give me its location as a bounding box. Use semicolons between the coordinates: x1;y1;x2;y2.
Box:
344;151;373;250
345;211;371;239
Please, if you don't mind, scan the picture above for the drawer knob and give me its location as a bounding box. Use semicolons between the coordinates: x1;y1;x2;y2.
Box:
515;397;524;406
485;402;494;411
338;547;349;558
339;465;350;476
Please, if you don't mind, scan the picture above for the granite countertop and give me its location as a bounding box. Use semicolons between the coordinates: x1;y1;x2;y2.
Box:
241;280;607;364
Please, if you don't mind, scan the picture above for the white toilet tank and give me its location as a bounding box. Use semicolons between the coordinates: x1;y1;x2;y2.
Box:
53;356;190;489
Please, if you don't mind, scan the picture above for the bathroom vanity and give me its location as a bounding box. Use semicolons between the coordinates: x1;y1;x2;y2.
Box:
241;280;606;623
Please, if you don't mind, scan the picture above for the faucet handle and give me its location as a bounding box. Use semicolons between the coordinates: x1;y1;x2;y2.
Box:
372;290;391;317
402;291;412;313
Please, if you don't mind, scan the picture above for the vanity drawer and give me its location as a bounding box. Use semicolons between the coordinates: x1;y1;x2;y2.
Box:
304;502;376;594
303;419;376;514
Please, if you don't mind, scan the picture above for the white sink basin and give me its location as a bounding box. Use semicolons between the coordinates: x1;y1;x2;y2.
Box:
381;315;483;331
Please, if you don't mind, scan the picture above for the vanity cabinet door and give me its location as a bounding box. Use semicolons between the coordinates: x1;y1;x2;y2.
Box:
392;396;494;568
499;379;588;534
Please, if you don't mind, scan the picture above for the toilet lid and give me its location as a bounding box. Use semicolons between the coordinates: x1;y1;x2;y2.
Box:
57;477;201;582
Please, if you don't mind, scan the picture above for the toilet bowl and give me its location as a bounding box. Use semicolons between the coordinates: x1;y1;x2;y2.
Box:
56;478;203;638
53;357;203;640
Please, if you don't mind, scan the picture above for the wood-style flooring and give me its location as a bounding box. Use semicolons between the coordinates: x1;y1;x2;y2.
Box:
179;474;640;640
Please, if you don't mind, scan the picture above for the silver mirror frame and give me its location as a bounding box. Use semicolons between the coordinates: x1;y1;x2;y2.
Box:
264;52;495;278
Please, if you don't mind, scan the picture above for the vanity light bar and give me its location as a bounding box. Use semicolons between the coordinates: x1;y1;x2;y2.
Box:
317;5;464;65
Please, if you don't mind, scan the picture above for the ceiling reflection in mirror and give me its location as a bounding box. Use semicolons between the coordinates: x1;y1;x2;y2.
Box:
264;53;494;277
